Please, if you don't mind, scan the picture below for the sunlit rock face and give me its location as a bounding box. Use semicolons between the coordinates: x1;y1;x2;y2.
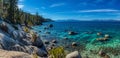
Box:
0;19;48;57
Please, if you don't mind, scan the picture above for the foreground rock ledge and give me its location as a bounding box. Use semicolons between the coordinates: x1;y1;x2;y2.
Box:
0;49;32;58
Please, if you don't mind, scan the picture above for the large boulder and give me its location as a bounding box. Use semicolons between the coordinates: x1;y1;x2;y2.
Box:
0;21;15;34
0;33;16;50
29;46;48;57
0;22;8;33
66;51;82;58
32;37;44;48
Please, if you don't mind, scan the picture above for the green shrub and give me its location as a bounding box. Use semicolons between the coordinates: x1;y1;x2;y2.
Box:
23;26;30;33
32;53;38;58
48;46;66;58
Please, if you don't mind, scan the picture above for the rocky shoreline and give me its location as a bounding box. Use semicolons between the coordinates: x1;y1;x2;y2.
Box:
0;18;120;58
0;18;48;58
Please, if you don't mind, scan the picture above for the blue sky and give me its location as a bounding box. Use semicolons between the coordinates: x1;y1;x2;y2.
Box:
18;0;120;20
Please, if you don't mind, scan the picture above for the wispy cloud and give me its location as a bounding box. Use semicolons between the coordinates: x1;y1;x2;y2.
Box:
79;9;120;13
50;3;65;8
54;9;120;14
18;4;24;9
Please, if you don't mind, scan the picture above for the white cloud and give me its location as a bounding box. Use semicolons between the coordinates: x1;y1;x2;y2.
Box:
50;3;65;8
54;9;120;14
79;9;120;12
18;5;24;9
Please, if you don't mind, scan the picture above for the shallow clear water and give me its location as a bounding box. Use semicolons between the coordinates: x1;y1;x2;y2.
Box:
33;21;120;57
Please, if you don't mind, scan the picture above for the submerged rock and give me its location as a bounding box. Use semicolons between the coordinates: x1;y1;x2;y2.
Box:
48;24;53;28
66;51;81;58
64;37;68;40
98;49;106;57
104;34;110;38
104;54;110;58
68;31;78;35
44;40;49;44
97;32;102;36
45;31;51;34
96;38;108;41
44;27;49;30
72;42;77;46
52;39;57;43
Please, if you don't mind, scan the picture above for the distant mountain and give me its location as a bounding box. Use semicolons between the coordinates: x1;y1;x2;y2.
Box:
55;19;120;22
55;19;81;22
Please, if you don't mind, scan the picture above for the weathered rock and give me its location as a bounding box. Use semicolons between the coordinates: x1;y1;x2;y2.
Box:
20;38;32;45
0;33;16;50
0;22;8;33
66;51;81;58
29;46;48;57
26;33;32;39
18;31;26;38
8;44;26;52
0;20;48;57
32;37;43;48
12;31;18;39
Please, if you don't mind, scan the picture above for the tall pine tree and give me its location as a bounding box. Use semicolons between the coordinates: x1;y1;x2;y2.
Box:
7;0;18;24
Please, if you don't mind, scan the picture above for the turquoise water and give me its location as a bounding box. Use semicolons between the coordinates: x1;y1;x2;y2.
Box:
33;21;120;57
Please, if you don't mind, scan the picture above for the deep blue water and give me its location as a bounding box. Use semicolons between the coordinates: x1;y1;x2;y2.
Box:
34;21;120;37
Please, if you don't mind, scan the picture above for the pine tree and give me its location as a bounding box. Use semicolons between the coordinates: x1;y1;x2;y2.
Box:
7;0;18;24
